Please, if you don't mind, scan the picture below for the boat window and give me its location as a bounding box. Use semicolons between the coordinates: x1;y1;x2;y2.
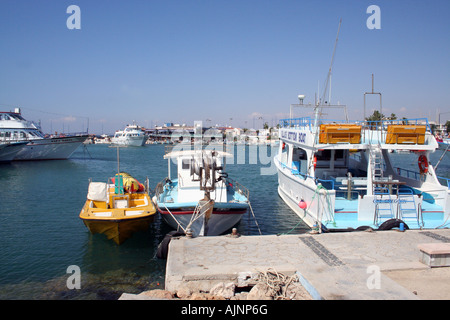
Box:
315;149;345;161
280;142;288;164
292;147;307;161
20;131;27;138
315;150;331;160
182;159;190;170
10;114;23;120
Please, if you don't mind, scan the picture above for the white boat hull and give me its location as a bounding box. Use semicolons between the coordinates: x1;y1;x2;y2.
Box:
0;142;27;162
110;136;147;147
276;162;319;228
160;210;244;236
14;135;88;160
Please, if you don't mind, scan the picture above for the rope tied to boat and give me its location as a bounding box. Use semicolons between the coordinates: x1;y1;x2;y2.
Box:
314;184;335;227
279;184;335;235
248;201;262;235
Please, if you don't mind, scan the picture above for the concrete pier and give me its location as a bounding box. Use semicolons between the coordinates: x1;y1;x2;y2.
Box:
165;229;450;300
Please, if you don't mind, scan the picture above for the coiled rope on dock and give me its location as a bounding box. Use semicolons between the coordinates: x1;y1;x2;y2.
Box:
255;268;299;300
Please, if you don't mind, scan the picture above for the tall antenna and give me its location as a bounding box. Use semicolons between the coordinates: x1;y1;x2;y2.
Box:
364;73;382;120
321;18;342;105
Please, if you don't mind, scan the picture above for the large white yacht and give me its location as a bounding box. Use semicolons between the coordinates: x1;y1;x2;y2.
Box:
0;108;88;160
110;123;148;147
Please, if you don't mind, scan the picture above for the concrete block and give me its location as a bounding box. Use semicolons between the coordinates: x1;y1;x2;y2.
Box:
418;243;450;267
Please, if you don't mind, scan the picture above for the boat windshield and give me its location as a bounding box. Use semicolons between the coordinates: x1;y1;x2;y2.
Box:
0;113;26;121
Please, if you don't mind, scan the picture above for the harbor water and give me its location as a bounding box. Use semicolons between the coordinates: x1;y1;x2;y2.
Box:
0;144;448;299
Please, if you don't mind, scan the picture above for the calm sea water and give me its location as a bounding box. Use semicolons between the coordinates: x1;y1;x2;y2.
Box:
0;144;308;299
0;144;448;299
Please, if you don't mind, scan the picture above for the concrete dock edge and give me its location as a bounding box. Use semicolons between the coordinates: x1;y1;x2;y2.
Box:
165;229;450;300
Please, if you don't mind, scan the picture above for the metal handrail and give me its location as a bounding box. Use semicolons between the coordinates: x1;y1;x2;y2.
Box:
225;176;250;201
437;176;450;189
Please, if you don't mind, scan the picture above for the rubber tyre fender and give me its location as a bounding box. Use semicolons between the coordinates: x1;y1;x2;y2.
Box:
377;219;409;231
156;231;184;259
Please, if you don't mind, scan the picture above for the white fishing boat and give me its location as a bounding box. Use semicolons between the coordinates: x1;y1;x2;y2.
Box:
110;123;148;146
276;89;450;232
275;20;450;232
153;149;249;237
0;108;88;160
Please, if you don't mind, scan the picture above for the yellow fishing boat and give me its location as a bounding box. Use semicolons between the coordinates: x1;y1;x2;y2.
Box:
79;172;156;244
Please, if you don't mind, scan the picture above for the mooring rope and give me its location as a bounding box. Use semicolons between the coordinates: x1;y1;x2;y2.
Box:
248;201;262;235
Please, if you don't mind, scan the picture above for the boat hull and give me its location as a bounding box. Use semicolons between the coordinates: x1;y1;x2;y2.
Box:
82;216;155;245
0;142;27;162
276;152;450;231
79;191;157;244
110;136;147;147
157;205;247;236
14;135;88;160
276;166;318;229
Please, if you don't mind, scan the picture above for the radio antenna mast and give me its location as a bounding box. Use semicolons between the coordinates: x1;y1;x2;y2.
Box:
321;18;342;105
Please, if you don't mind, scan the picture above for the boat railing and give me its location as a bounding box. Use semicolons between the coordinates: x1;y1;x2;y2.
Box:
395;167;422;181
276;157;337;190
225;176;250;201
437;176;450;189
279;117;313;130
335;190;360;200
279;117;432;145
154;179;167;199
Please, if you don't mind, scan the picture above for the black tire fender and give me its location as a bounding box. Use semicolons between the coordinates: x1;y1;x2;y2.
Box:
156;231;184;259
378;219;409;231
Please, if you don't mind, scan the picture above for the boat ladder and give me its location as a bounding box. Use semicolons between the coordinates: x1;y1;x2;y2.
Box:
370;145;398;225
397;189;424;228
373;192;395;226
370;145;384;193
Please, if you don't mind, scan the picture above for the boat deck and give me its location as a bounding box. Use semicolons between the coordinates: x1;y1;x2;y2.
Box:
157;179;248;209
330;196;445;230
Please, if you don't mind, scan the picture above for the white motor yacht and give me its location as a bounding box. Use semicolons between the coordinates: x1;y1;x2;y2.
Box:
110;123;148;147
0;108;88;160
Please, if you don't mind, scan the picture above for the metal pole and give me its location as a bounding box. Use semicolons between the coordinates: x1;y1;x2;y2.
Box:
364;74;382;120
117;147;120;174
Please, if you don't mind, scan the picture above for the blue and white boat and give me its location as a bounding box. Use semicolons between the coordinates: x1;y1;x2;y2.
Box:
153;149;249;236
275;101;450;232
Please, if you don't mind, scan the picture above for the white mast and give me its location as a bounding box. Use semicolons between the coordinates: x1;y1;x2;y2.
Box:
321;18;342;106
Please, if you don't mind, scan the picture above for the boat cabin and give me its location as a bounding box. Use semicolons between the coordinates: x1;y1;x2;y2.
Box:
164;150;231;203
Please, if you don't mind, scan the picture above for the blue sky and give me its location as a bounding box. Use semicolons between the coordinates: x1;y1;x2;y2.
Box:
0;0;449;134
